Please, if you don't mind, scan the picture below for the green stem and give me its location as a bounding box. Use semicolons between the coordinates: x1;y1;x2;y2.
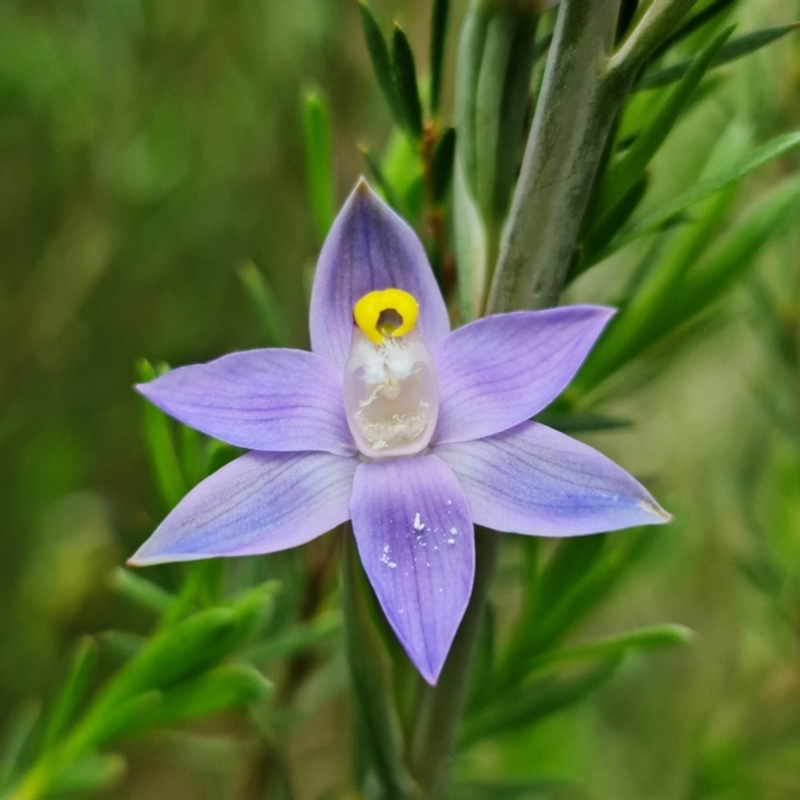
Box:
341;529;417;800
489;0;624;312
609;0;698;80
409;528;500;799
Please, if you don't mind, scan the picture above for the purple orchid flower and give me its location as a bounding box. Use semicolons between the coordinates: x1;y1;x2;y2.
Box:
130;180;670;684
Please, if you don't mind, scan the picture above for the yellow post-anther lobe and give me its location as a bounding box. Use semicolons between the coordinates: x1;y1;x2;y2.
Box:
353;289;419;344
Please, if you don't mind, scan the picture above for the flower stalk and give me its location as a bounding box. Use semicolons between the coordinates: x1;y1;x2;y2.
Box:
409;527;500;798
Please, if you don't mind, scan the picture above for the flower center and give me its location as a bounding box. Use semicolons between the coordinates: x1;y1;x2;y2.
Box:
344;289;439;458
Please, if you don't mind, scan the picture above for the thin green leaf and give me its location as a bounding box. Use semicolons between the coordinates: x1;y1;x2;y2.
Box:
461;659;622;748
179;424;204;487
341;530;415;799
589;26;734;233
493;530;657;699
468;601;496;707
429;0;450;115
205;440;242;476
108;567;173;615
0;703;40;793
575;123;752;390
249;610;341;665
101;609;239;701
492;7;538;227
79;691;161;747
359;2;405;128
79;587;276;750
607;131;800;254
237;260;290;348
41;637;99;752
455;2;492;194
432;126;456;203
639;22;800;90
533;412;632;433
474;6;537;227
677;175;800;324
392;25;424;139
531;530;656;653
453;157;488;322
360;144;402;211
533;31;553;62
650;0;736;62
49;752;127;796
486;537;606;703
528;624;694;672
580;174;649;266
136;358;186;509
124;665;272;734
302;88;336;242
229;583;281;646
98;631;146;662
578;175;800;394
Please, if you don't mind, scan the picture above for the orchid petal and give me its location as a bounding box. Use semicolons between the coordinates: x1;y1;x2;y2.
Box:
349;455;474;684
128;451;357;566
436;422;670;537
137;349;355;456
310;180;450;370
432;306;615;444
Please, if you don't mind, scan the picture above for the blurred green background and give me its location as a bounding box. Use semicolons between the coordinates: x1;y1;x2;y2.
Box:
2;1;800;798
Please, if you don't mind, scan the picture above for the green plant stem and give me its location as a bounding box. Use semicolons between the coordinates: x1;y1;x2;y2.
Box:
609;0;698;78
341;529;417;800
409;528;500;799
488;0;622;311
489;0;696;313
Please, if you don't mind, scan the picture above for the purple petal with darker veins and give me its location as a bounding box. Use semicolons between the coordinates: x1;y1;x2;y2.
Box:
349;455;474;684
435;422;670;537
137;349;355;456
309;180;450;370
432;306;615;444
128;451;357;566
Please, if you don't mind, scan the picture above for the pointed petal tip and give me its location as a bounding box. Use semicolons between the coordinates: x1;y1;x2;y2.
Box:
577;303;616;326
600;304;617;320
640;498;673;524
418;663;441;686
355;175;370;194
125;548;165;568
126;548;205;568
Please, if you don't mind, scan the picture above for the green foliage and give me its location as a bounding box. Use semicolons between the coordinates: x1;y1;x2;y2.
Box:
40;639;99;752
392;26;424;140
360;2;405;131
341;531;416;799
639;22;800;90
593;130;800;262
456;2;538;232
576;174;800;396
586;25;735;239
237;260;291;348
108;567;174;615
461;658;623;748
136;359;187;510
432;126;457;203
302;88;337;243
429;0;451;116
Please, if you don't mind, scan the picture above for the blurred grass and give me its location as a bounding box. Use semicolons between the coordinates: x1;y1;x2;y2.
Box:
0;1;799;798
